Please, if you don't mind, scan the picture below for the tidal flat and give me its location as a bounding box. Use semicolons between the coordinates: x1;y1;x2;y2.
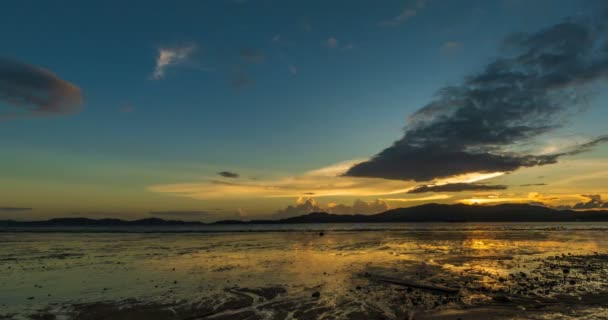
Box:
1;223;608;320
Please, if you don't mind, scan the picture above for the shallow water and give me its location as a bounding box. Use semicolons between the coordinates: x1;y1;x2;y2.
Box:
2;223;608;319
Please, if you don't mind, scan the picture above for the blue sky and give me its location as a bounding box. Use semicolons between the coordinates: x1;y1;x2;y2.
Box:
1;0;607;221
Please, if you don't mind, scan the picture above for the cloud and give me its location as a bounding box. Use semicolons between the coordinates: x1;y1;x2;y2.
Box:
230;70;255;88
239;48;265;64
288;65;297;75
149;159;504;201
520;183;547;187
441;41;462;53
149;210;211;218
407;183;507;193
0;207;33;212
150;159;416;200
327;199;389;215
218;171;240;178
378;0;428;27
381;194;452;202
273;197;389;219
346;13;608;182
299;18;312;32
120;104;135;113
323;37;339;49
0;58;83;119
274;197;323;219
151;45;196;80
323;37;354;51
570;194;608;209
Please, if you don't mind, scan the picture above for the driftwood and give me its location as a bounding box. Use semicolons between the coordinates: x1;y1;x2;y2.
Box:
369;275;459;294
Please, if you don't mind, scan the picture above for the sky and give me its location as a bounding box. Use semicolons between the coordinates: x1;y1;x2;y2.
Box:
1;0;608;221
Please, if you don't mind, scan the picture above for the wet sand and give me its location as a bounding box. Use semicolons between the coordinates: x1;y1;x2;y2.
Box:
1;224;608;319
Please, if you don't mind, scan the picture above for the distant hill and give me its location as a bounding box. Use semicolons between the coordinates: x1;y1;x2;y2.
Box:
1;203;608;227
282;203;608;223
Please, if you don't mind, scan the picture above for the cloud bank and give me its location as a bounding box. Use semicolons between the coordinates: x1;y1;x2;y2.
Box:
564;194;608;209
273;197;389;219
347;12;608;182
0;58;83;119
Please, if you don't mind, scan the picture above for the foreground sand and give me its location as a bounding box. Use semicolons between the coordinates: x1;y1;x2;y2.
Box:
1;224;608;319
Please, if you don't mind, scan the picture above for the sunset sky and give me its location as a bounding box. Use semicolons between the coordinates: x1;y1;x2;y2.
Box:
1;0;607;221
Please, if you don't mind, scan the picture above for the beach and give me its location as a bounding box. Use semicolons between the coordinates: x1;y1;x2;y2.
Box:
2;223;608;319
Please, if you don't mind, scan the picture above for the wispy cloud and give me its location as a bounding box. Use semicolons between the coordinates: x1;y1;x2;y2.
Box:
407;183;507;193
381;195;452;202
288;65;297;75
149;210;211;218
0;58;83;119
440;41;462;53
230;67;255;88
120;104;135;113
323;37;354;51
151;45;197;80
0;207;33;212
323;37;339;49
149;159;502;201
239;48;265;64
299;18;312;32
150;159;410;200
378;0;428;27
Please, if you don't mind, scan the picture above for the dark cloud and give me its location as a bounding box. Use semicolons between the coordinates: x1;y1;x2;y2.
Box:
0;58;83;119
0;207;33;212
218;171;240;178
346;12;608;182
407;183;507;193
239;49;265;64
520;183;547;187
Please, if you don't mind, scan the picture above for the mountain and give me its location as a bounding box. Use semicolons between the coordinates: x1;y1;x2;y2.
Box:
1;203;608;227
283;203;608;223
0;217;205;227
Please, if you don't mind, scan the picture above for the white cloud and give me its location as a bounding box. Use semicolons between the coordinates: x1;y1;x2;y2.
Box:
151;45;196;80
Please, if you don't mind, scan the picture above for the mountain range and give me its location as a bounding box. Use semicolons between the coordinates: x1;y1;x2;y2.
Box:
1;203;608;227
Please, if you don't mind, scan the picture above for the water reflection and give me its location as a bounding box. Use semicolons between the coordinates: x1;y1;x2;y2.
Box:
1;224;608;319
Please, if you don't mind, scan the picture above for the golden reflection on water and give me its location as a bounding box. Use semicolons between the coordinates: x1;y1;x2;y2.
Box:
1;225;608;315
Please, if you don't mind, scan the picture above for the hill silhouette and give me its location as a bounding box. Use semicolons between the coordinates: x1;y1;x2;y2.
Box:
2;203;608;227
